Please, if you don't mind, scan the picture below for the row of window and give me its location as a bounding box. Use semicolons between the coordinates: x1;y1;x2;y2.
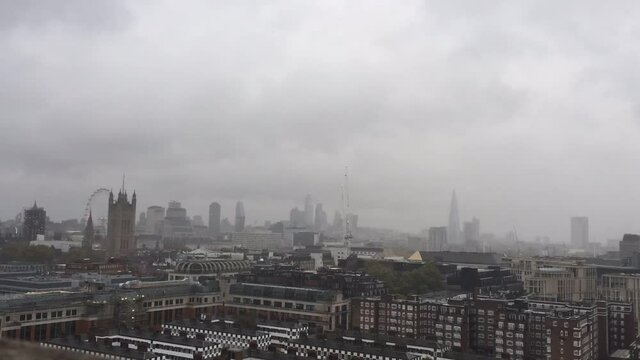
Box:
232;297;315;311
143;296;220;309
11;309;77;322
373;303;415;311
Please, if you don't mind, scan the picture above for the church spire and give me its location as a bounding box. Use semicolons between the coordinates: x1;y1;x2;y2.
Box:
83;209;95;249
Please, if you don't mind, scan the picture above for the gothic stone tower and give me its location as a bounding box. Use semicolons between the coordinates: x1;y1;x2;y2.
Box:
107;189;136;258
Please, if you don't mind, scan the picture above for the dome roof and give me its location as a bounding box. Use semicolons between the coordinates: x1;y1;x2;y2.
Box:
175;260;251;274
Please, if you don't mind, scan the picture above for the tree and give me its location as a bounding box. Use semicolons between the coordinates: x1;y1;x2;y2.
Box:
365;261;444;297
63;246;101;263
0;243;56;264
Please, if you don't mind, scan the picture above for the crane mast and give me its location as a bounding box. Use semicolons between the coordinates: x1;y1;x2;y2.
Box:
343;167;353;248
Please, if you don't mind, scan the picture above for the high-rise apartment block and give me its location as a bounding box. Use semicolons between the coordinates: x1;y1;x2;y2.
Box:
463;217;480;244
23;202;46;241
145;205;165;235
209;202;221;235
427;227;447;251
571;216;589;249
235;201;245;232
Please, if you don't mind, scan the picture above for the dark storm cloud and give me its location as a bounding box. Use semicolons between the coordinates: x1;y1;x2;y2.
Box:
2;0;640;242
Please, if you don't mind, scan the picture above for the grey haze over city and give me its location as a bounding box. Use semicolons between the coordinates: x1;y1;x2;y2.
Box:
2;0;640;243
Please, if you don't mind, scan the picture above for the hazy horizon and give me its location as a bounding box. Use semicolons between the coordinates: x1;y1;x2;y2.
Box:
2;1;640;243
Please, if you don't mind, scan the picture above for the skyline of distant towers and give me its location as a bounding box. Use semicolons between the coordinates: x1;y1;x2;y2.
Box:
209;202;221;235
107;187;136;258
447;190;461;244
23;201;46;242
235;201;245;232
571;216;589;249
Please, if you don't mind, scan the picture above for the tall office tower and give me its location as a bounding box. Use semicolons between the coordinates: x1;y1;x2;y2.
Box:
137;212;147;233
235;201;245;232
138;212;146;227
192;215;205;227
428;226;447;251
220;218;234;233
22;202;46;241
304;194;314;227
571;216;589;249
447;190;461;244
333;211;344;231
314;203;328;230
145;206;165;235
289;207;305;227
163;201;193;238
107;188;136;258
83;210;95;249
166;201;187;220
345;213;359;233
463;217;480;243
208;202;221;235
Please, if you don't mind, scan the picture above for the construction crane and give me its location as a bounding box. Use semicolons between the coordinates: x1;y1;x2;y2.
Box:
342;167;353;247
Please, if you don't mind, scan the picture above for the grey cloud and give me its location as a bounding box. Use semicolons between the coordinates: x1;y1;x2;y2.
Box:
2;0;640;242
0;0;131;32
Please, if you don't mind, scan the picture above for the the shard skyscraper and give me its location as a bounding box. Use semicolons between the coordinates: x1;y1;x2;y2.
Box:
447;190;461;245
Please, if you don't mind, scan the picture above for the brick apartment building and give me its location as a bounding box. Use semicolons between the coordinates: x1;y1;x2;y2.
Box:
351;294;634;360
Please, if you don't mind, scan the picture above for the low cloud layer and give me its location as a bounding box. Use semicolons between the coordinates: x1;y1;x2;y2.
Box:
2;0;640;242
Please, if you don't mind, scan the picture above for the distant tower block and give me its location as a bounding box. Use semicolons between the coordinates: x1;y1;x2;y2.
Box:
209;202;221;235
571;217;589;249
304;194;314;227
23;202;46;242
235;201;245;232
447;190;461;244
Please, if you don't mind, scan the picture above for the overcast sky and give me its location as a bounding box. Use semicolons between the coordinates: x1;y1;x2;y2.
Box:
2;0;640;243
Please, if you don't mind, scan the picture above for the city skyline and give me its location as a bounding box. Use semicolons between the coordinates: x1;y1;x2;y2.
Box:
3;1;640;242
6;187;622;246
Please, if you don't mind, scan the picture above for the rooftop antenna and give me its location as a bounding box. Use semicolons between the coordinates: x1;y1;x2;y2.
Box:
121;173;126;193
343;166;353;248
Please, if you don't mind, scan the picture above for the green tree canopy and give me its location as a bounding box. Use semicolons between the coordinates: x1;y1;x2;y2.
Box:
0;243;57;264
365;261;444;297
